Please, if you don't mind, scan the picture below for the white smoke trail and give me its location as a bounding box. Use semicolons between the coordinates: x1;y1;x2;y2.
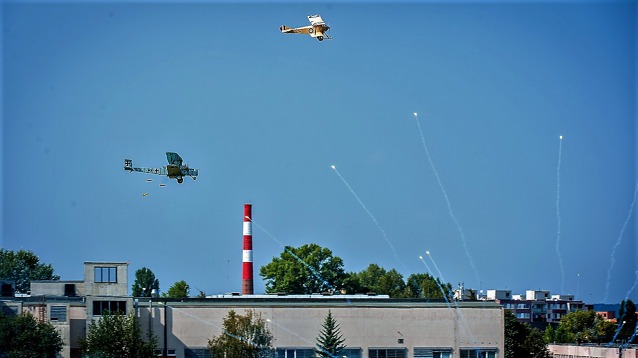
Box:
603;182;638;302
412;113;479;286
625;271;638;301
330;165;405;271
555;135;565;293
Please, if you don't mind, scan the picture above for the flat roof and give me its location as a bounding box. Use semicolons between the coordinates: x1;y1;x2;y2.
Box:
136;297;504;309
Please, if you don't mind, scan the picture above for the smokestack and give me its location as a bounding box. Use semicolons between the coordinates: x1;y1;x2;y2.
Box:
242;203;254;295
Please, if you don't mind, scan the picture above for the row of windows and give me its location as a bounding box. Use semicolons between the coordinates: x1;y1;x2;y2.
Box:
276;348;362;358
275;348;495;358
94;267;117;283
92;300;126;315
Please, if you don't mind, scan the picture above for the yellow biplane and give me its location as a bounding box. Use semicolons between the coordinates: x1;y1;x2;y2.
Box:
280;15;331;42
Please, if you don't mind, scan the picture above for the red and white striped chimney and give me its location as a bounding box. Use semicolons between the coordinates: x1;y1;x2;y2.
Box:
242;203;254;295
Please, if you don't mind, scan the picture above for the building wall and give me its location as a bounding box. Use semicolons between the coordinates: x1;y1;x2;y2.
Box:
136;299;504;358
83;261;129;297
547;344;638;358
31;280;85;297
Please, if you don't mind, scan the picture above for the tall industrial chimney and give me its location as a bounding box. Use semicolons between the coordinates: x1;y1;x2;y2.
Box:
242;203;254;295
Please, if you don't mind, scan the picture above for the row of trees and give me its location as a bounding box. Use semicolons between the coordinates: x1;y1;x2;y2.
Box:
130;243;453;300
260;243;453;299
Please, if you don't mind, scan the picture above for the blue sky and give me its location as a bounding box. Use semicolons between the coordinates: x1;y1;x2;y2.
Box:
2;1;636;304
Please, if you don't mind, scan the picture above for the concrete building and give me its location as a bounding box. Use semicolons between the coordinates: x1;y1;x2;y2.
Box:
483;289;588;326
138;296;504;358
1;261;130;358
2;261;505;358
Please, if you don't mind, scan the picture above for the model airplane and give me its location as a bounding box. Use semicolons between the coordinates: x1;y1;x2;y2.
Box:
124;152;198;184
280;15;331;41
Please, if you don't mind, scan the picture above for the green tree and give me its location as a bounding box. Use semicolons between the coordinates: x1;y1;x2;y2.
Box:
315;310;347;358
504;310;551;358
0;311;64;357
132;267;160;297
543;324;556;343
162;280;190;298
260;244;346;294
0;249;60;294
208;309;273;358
349;264;406;297
80;311;157;358
404;273;453;300
551;309;614;344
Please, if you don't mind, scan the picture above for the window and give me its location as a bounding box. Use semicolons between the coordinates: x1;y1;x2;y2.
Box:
460;349;497;358
155;349;177;356
276;348;315;358
50;305;67;322
94;267;117;283
414;348;452;358
368;348;407;358
92;300;126;315
516;312;530;319
342;348;362;358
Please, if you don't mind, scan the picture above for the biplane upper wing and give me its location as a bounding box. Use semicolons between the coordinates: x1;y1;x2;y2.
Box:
166;152;183;166
280;25;313;34
308;15;325;25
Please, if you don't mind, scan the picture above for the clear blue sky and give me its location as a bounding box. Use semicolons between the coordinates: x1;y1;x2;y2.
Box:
2;1;636;304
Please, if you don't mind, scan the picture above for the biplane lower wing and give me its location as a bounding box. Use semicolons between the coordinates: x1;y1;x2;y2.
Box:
280;25;312;34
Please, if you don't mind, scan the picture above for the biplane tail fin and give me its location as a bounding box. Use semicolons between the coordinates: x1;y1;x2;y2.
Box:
124;159;133;171
280;25;291;32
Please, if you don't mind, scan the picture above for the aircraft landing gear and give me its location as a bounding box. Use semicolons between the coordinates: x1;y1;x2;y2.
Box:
177;178;184;184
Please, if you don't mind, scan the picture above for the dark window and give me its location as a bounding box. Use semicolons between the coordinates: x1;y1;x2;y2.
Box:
1;283;14;297
94;267;117;283
64;284;76;296
92;300;126;315
368;348;407;358
460;349;497;358
414;348;452;358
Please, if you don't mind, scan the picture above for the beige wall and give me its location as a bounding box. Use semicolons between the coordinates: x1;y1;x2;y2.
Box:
548;344;638;358
137;300;504;358
83;262;129;297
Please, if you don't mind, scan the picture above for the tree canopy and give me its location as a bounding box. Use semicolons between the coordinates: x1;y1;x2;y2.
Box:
260;244;346;294
545;309;616;344
315;310;347;358
0;311;64;357
260;244;454;298
162;280;190;298
504;310;551;358
208;309;273;358
132;267;160;297
0;249;59;294
344;264;405;297
404;273;454;300
80;311;157;358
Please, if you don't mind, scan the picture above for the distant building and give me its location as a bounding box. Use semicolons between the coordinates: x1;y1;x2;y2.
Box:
480;289;590;328
1;261;505;358
597;310;617;322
